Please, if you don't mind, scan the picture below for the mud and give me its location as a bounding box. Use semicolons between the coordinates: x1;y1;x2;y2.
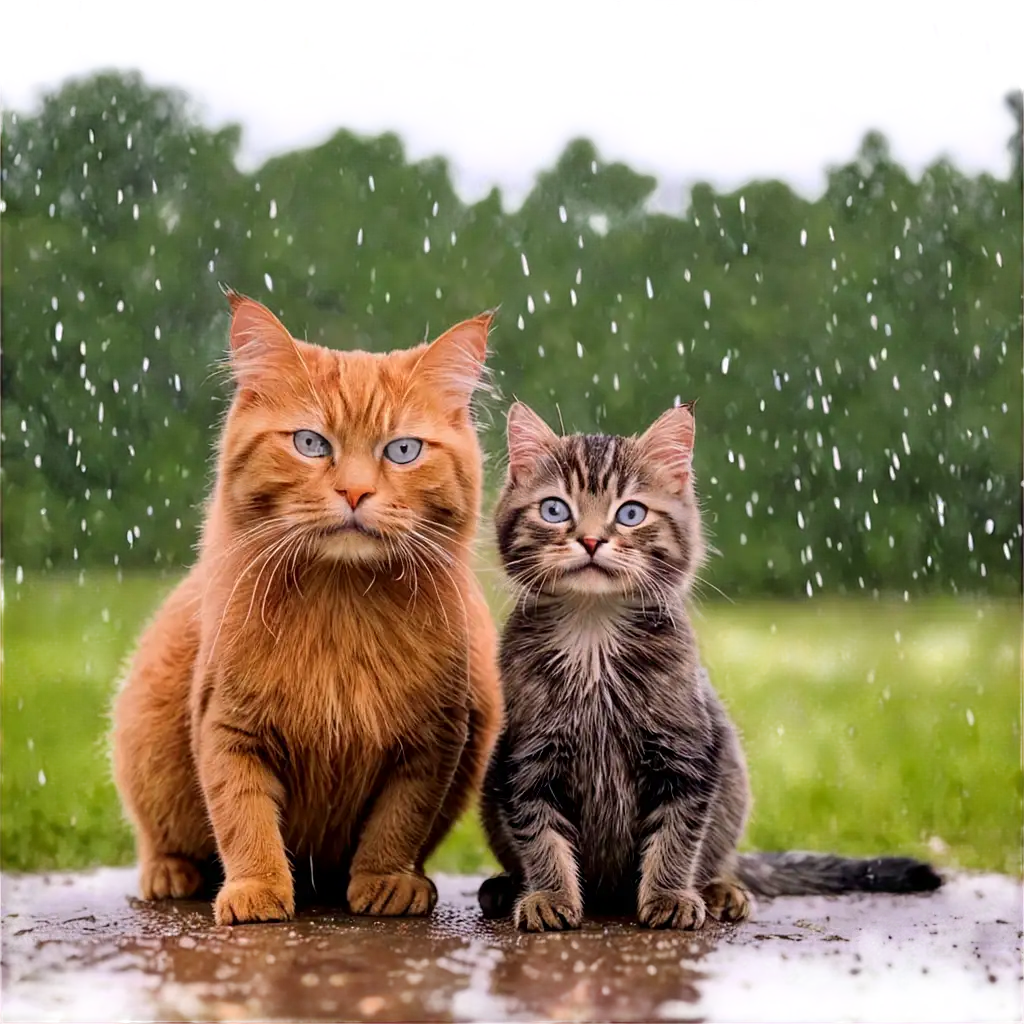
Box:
1;869;1020;1022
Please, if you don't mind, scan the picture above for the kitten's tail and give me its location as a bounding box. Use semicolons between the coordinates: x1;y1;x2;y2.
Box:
734;851;943;896
478;872;521;919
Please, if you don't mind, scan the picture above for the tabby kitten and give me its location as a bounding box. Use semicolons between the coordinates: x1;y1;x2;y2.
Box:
112;291;501;925
479;401;941;931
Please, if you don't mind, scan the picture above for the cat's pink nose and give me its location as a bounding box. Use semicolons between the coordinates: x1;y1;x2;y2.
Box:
338;486;375;510
580;537;603;557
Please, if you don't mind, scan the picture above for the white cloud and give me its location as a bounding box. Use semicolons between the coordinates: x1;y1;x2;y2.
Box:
2;0;1020;201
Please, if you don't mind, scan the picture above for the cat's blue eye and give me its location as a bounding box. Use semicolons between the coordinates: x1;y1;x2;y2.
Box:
615;501;648;527
383;437;423;465
539;498;572;524
293;430;332;458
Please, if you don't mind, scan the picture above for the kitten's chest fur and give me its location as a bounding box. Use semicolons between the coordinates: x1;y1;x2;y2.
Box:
508;599;669;888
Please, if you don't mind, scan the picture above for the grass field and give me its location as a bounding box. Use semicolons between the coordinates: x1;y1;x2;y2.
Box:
1;570;1020;878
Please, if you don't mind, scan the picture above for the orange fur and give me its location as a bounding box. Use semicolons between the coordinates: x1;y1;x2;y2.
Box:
111;293;502;925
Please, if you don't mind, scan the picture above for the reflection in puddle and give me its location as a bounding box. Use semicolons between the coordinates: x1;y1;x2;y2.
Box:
2;869;1020;1023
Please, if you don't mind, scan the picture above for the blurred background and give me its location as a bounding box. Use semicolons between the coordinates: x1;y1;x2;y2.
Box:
1;1;1021;881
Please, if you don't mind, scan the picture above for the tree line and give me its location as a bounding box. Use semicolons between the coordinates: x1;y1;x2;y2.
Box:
1;72;1021;597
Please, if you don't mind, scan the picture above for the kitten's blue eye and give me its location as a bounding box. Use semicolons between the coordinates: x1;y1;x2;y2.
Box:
539;498;572;524
615;501;648;527
383;438;423;465
293;430;332;458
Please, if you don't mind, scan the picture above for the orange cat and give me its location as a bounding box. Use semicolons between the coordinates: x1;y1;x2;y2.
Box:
111;292;502;925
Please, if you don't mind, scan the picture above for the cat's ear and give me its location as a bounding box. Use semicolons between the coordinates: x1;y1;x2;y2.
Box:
225;289;292;353
223;288;297;387
638;402;696;493
507;401;558;485
419;311;494;406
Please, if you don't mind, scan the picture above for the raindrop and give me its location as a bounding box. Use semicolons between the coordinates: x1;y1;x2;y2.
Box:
703;290;711;310
264;272;274;292
943;393;952;408
521;253;530;277
613;374;620;392
423;237;430;254
966;708;975;726
984;519;995;535
559;205;567;223
799;229;807;247
38;770;46;786
797;511;805;529
368;174;375;192
721;354;730;375
269;199;278;219
55;322;63;342
646;277;654;299
15;566;23;584
576;341;584;358
864;511;872;530
832;447;841;471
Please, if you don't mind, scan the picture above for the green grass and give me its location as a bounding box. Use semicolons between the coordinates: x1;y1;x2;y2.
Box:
2;571;1020;877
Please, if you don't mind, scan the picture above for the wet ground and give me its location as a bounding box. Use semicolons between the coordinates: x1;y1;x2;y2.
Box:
1;869;1020;1023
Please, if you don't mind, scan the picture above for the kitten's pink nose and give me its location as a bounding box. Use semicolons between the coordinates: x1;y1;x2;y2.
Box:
337;486;375;510
580;537;603;557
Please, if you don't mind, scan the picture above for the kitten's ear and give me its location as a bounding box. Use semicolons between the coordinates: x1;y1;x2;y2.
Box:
638;402;696;493
507;401;558;486
223;289;297;387
419;311;494;406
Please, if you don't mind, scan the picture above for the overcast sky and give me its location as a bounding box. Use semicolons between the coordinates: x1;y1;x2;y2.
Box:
3;0;1021;204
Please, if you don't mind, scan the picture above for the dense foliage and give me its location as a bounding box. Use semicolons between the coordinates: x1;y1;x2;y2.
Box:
2;72;1021;597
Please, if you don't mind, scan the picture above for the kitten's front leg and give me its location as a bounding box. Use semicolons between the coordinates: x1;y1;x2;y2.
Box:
636;733;721;930
508;745;583;932
195;711;294;926
347;704;468;917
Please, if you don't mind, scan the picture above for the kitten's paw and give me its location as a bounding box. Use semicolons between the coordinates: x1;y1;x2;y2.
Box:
347;872;437;917
140;855;204;900
214;877;294;925
638;889;707;930
702;879;753;923
515;890;583;932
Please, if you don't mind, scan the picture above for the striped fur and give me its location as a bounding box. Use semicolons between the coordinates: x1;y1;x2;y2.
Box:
479;402;941;932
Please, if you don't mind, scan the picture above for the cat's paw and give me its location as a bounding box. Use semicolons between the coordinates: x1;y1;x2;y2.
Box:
638;889;707;930
140;855;204;900
347;871;437;917
702;879;753;923
515;890;583;932
214;877;294;925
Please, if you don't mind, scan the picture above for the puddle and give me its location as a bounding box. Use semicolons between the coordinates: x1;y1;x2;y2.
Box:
1;869;1020;1022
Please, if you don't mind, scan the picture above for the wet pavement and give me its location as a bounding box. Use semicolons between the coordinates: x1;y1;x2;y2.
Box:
1;869;1020;1022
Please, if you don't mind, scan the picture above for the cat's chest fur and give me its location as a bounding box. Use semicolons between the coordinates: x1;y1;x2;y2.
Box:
207;569;468;750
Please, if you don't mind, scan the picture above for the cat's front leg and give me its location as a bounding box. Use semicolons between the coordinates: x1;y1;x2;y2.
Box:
195;710;294;926
347;703;469;917
507;746;583;932
636;733;721;930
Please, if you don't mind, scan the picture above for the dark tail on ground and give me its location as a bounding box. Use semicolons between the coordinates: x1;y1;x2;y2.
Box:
733;852;943;896
477;852;941;918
